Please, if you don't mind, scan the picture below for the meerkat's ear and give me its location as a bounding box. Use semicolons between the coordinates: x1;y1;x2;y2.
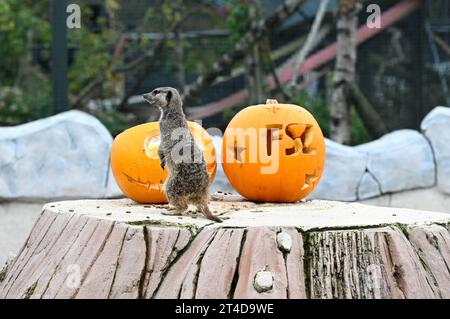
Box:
166;90;173;104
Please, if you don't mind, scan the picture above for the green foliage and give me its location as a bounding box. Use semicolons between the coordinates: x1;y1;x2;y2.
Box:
0;1;123;126
67;5;116;96
0;1;50;85
350;108;371;145
89;105;132;137
0;82;51;125
291;92;330;137
0;0;51;125
224;0;250;44
291;92;371;145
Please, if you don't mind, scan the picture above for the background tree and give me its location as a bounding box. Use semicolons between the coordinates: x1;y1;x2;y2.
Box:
329;0;360;145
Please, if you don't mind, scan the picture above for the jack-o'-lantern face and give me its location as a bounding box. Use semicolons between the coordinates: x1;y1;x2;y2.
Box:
111;121;216;203
222;99;325;202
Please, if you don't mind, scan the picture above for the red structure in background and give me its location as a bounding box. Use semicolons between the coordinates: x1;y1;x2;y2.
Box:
189;0;422;120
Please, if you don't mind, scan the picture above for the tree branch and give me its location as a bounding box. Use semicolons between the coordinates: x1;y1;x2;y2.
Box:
182;0;306;106
260;40;291;101
346;82;388;139
289;0;329;88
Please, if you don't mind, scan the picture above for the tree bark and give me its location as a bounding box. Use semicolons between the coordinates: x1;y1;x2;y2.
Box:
330;0;360;145
1;198;450;299
289;0;329;88
245;1;265;104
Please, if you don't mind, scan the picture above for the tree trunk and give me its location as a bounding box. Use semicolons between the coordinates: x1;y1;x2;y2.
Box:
175;28;186;94
245;1;265;104
1;198;450;299
330;0;360;145
289;0;329;88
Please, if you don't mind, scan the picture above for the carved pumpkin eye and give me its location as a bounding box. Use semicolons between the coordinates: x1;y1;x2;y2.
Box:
222;99;326;203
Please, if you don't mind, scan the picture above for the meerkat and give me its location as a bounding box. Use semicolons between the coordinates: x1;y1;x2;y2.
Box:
143;87;222;223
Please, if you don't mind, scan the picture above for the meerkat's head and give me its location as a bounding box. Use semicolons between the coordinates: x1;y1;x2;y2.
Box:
143;87;181;112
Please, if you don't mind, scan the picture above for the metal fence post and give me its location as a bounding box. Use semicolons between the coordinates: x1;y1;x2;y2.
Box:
52;0;68;114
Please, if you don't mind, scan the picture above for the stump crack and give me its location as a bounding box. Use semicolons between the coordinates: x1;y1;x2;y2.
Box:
40;216;91;298
107;226;128;299
229;229;247;299
2;213;60;297
138;226;150;299
67;220;116;298
150;229;198;298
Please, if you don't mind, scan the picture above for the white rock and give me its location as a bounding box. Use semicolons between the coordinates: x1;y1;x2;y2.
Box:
104;167;123;198
254;270;274;293
310;139;367;201
0;110;115;200
356;130;435;194
276;232;292;252
421;106;450;195
357;171;381;200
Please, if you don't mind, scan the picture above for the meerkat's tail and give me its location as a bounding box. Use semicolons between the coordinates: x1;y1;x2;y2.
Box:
198;203;222;223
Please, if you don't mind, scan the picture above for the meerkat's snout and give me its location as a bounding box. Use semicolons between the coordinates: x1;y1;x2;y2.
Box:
143;93;152;102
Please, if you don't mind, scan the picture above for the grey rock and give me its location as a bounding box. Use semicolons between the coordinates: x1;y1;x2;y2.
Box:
105;167;123;198
310;139;367;201
355;130;435;194
357;171;381;200
421;106;450;195
0;110;117;200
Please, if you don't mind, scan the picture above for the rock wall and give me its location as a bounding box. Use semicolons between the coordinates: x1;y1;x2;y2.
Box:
0;111;121;201
4;106;447;206
212;106;450;213
311;106;450;209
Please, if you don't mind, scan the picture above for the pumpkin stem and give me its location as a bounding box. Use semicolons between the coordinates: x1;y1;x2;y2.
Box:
266;99;278;104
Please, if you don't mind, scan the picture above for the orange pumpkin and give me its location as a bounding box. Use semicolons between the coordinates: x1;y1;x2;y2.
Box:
222;99;325;202
111;121;216;203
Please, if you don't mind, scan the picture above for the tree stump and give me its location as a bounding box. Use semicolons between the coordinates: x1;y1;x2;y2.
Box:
1;198;450;299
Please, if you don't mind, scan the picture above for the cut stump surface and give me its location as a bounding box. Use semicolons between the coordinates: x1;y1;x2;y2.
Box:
1;198;450;299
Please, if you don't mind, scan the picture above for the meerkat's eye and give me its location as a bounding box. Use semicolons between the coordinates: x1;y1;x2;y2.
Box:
153;90;160;95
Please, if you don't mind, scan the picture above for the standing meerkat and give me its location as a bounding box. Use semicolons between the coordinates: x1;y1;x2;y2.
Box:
143;87;222;223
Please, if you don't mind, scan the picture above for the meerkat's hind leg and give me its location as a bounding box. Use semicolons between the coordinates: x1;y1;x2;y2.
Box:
162;197;188;216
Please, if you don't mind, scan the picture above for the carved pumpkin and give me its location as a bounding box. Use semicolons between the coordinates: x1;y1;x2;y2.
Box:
111;121;216;203
222;99;325;202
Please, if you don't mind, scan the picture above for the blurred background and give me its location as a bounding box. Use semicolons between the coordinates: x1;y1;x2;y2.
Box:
0;0;449;267
1;0;448;143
